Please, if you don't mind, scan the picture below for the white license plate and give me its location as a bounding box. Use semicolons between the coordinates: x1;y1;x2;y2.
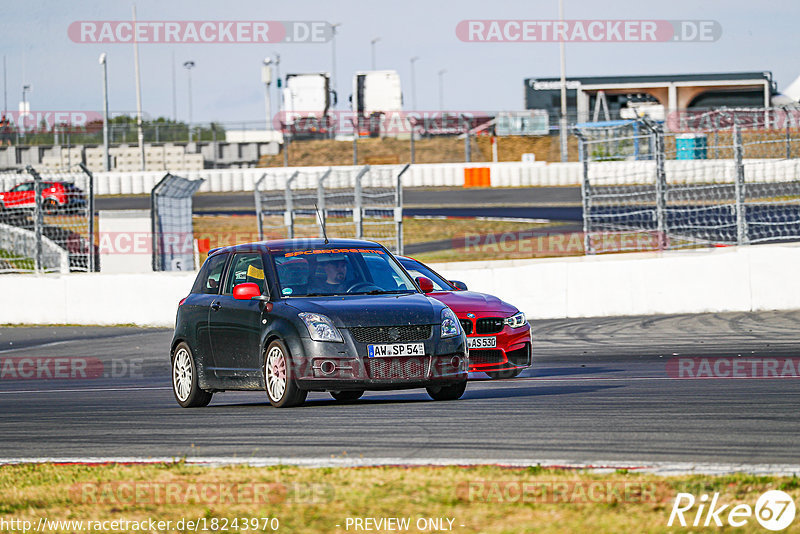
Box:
467;337;497;349
367;343;425;358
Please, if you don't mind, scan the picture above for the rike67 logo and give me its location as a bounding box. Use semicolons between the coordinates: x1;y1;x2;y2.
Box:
669;490;796;530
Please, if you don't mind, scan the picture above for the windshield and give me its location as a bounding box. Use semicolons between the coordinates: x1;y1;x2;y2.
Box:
398;257;455;291
271;246;417;297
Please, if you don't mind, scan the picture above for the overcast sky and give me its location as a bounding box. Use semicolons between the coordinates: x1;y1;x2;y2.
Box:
3;0;798;125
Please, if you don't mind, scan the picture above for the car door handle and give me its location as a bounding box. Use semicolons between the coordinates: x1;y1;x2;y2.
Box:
211;301;221;311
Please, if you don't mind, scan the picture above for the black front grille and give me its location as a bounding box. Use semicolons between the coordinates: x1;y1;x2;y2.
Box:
366;357;427;380
459;319;473;335
350;325;432;344
476;317;504;335
469;350;506;365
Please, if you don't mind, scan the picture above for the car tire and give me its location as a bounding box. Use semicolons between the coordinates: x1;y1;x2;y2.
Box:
330;390;364;402
172;342;213;408
426;380;467;401
264;339;307;408
43;198;59;215
486;368;524;380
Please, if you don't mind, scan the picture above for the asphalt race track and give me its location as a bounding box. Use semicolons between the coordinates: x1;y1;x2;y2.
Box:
2;310;799;467
95;187;583;214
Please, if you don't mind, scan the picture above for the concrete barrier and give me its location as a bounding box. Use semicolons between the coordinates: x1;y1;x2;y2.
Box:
77;158;800;195
1;243;799;326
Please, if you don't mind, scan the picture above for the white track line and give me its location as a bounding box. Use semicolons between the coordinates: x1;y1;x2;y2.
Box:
0;386;170;394
0;456;798;476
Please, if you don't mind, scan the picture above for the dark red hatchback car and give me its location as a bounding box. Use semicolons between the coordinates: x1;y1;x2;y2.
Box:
398;256;532;379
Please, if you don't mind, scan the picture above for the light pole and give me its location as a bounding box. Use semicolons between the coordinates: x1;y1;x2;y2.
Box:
558;0;569;162
437;69;446;111
262;58;273;131
331;23;341;109
410;56;419;111
370;37;380;70
99;53;110;171
183;60;195;142
20;84;31;137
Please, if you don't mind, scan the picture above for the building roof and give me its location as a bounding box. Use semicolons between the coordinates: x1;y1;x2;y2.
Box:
526;71;774;86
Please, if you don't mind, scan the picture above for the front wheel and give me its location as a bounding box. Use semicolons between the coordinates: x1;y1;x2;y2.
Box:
330;390;364;402
486;368;523;380
43;197;59;215
426;381;467;401
264;340;307;408
172;342;213;408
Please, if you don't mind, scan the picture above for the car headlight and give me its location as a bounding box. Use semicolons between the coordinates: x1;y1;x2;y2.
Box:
298;312;343;342
504;311;527;329
440;307;461;338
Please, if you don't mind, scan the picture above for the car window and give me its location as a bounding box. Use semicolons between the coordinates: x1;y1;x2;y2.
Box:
191;253;228;294
11;183;33;192
399;258;454;291
271;247;416;297
222;253;266;295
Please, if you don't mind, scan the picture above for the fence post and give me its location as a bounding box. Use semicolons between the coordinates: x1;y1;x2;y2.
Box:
654;125;667;250
26;166;44;272
786;108;792;160
352;118;359;165
733;124;748;245
353;166;370;240
463;116;471;163
284;171;298;239
78;163;96;272
574;132;593;255
410;128;416;164
317;168;332;238
254;173;267;241
150;174;168;271
396;164;410;255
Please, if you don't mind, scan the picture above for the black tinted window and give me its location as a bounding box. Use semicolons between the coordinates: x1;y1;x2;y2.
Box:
191;253;228;294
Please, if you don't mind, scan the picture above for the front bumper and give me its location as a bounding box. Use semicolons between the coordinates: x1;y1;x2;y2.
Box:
291;327;468;391
463;322;533;373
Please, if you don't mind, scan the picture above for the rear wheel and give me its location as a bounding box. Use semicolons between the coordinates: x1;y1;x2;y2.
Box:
330;390;364;402
426;381;467;401
172;343;213;408
486;368;524;380
264;340;307;408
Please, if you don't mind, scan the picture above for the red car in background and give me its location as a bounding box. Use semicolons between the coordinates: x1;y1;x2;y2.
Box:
0;181;85;214
398;256;532;379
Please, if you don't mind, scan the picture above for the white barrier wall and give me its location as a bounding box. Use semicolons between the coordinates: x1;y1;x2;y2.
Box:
1;243;799;326
81;158;800;195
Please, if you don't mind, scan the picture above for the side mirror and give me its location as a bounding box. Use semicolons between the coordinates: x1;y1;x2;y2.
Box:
450;280;468;291
233;282;263;300
416;276;434;293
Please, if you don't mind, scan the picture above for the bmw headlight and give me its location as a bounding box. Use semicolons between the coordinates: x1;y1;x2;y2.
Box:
298;312;343;342
440;307;461;338
504;311;527;329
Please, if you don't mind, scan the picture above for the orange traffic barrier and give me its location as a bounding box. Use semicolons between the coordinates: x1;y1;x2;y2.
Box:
464;167;490;187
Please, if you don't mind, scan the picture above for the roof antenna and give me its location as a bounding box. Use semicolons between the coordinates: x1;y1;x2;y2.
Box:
314;203;329;244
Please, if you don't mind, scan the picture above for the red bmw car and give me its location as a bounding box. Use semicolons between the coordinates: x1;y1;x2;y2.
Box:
398;256;532;379
0;180;85;214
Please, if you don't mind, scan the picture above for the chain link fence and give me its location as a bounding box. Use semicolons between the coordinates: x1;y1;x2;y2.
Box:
578;109;800;254
255;165;408;253
151;174;204;271
0;165;95;272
